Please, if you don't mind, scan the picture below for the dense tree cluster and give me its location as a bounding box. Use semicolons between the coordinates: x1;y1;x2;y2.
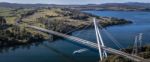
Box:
60;8;91;20
100;17;132;27
0;16;6;26
0;25;44;47
20;9;37;18
37;17;75;33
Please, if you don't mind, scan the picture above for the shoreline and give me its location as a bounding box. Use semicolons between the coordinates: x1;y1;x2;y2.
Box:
0;8;133;52
80;9;150;12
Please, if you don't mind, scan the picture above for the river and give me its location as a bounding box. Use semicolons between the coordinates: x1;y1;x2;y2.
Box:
0;11;150;62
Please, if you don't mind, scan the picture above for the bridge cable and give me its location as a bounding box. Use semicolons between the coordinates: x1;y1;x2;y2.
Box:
97;20;127;52
64;22;93;52
65;23;93;38
138;33;143;52
94;18;103;61
132;33;143;55
132;36;138;55
95;22;108;58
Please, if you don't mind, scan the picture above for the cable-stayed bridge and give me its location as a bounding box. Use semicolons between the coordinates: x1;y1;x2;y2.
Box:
14;17;149;62
26;24;150;62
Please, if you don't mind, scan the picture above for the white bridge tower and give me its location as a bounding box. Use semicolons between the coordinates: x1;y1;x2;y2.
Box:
93;18;107;61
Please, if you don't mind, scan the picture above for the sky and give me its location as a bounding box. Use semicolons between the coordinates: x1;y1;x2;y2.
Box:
0;0;149;4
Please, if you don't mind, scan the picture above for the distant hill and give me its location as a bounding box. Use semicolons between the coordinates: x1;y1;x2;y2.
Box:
123;2;150;8
0;2;150;11
76;2;150;11
0;2;55;8
100;2;150;8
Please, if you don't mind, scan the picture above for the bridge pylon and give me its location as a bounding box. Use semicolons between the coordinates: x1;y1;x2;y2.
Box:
93;18;107;61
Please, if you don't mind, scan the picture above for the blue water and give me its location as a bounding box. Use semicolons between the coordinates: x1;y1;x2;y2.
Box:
0;11;150;62
82;11;150;48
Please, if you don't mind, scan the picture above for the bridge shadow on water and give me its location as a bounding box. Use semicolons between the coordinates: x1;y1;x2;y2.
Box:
0;39;85;62
41;43;79;62
61;38;99;53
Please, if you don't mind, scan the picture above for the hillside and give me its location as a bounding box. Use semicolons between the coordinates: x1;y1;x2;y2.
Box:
0;6;132;52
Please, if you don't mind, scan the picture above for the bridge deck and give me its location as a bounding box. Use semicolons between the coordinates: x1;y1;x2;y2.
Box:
27;25;149;62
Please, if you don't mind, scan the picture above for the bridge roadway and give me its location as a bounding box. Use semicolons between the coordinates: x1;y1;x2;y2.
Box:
27;25;150;62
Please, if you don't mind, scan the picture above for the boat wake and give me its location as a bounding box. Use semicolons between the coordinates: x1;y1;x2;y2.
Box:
73;48;88;54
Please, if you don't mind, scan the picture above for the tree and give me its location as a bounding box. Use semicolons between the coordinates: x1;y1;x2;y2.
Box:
0;16;6;26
